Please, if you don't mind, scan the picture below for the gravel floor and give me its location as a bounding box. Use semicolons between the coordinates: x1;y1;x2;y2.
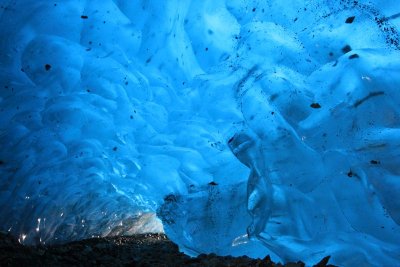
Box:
0;232;335;267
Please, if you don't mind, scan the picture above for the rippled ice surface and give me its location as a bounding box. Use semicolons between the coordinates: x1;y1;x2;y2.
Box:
1;0;400;265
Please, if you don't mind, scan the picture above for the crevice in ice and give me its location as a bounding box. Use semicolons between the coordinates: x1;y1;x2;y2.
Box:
353;91;385;108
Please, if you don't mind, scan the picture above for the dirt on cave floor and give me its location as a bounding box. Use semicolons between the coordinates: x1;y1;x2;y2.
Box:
0;232;336;267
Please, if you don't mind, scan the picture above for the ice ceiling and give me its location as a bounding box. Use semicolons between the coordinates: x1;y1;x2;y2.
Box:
1;0;400;266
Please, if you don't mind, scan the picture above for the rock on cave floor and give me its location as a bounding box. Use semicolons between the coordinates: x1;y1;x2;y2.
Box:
0;232;336;267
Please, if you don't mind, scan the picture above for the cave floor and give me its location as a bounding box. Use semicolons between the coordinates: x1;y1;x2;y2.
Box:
0;232;334;267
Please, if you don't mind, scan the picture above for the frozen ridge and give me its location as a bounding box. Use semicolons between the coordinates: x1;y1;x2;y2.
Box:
0;0;399;266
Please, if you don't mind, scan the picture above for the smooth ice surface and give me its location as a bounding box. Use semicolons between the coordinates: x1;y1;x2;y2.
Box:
1;0;400;266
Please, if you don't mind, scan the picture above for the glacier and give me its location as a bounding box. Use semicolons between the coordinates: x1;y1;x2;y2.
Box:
0;0;400;266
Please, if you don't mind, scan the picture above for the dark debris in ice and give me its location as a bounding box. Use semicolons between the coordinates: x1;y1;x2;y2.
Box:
345;16;355;24
348;54;359;59
341;45;352;54
164;194;177;203
310;103;322;109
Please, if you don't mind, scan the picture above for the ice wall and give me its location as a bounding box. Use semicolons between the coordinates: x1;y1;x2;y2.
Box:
1;0;400;266
0;0;249;245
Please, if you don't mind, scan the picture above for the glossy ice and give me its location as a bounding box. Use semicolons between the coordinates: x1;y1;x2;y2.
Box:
0;1;399;266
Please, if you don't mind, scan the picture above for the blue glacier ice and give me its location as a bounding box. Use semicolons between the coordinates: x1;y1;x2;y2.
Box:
0;0;400;266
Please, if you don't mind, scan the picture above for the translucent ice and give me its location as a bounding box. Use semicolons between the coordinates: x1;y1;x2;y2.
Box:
0;0;399;266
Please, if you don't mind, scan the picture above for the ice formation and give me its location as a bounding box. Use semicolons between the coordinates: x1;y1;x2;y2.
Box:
1;0;400;266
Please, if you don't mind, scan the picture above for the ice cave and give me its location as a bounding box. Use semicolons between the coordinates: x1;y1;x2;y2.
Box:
0;0;399;266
